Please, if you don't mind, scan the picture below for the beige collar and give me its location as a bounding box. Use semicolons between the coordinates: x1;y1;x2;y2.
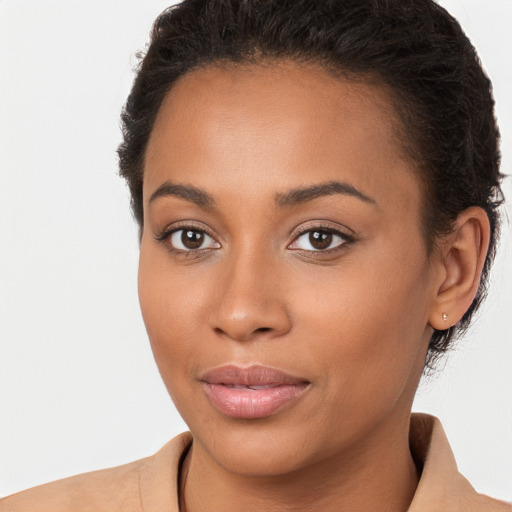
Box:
139;414;510;512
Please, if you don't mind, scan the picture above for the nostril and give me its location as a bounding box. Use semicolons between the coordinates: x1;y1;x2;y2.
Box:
213;326;272;336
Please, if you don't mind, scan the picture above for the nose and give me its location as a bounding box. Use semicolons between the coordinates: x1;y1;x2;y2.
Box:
208;251;292;342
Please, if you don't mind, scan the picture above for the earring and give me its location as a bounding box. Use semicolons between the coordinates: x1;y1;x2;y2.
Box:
442;313;448;322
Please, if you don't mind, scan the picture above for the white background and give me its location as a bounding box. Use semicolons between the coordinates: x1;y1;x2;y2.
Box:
1;0;511;502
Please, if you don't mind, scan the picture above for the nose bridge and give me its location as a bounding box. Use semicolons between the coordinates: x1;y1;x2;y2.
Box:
209;242;291;342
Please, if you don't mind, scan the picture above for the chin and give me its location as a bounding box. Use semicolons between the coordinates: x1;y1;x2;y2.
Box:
212;436;313;477
188;413;325;477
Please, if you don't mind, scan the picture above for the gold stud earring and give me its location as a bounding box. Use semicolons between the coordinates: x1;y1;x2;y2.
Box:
442;313;448;322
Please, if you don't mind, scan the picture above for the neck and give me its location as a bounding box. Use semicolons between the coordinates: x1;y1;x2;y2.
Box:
181;413;419;512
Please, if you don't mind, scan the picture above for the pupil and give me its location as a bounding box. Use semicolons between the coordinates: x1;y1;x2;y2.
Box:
182;230;204;249
310;230;332;250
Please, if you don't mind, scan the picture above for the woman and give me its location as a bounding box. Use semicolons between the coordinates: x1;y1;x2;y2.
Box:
1;0;510;510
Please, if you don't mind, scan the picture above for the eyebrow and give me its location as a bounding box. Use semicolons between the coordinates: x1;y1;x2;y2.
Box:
149;181;216;209
148;179;376;210
274;181;377;208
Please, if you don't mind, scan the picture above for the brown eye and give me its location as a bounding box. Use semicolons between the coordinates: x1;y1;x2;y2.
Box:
288;228;349;252
309;230;333;250
182;230;204;249
168;228;220;251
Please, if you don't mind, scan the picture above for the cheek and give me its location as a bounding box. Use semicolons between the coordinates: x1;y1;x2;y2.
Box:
294;241;432;413
137;247;202;384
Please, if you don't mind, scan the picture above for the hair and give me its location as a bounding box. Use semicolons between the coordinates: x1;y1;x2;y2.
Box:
118;0;504;369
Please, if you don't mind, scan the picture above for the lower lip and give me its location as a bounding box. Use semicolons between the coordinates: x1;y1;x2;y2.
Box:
203;383;308;419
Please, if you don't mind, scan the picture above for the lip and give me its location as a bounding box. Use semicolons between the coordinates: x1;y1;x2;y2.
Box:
200;365;310;419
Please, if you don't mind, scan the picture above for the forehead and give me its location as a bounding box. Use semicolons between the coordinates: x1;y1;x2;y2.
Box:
144;61;420;216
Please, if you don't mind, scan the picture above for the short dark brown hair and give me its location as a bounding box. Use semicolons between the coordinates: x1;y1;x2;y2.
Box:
118;0;504;368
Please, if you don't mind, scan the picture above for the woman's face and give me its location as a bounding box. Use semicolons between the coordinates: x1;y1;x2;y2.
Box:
139;62;438;476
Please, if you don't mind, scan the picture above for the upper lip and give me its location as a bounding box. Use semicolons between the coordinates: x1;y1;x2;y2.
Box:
200;364;309;387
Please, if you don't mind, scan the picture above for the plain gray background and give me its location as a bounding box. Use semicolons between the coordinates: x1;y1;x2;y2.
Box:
1;0;511;501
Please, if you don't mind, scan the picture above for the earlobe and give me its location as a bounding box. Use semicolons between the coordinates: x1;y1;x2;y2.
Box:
428;207;490;331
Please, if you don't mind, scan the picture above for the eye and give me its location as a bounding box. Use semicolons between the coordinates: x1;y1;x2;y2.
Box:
288;228;350;252
161;227;220;252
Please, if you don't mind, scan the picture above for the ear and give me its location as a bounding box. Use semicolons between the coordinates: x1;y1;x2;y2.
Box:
428;207;491;330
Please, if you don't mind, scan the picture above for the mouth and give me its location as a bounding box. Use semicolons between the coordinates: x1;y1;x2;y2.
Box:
200;365;310;419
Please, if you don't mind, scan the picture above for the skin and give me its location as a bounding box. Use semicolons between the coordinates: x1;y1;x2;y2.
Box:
138;62;490;512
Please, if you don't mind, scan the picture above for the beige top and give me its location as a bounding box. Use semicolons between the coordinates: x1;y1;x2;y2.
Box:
1;414;510;512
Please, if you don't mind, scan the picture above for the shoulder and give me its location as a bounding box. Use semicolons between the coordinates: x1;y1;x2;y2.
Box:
0;457;147;512
467;493;511;512
409;413;512;512
0;433;192;512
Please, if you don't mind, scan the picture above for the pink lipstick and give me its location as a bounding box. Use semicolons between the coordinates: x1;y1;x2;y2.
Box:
200;365;309;419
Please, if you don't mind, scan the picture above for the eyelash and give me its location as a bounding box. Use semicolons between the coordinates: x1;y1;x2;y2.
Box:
155;222;355;258
155;222;219;257
289;224;355;256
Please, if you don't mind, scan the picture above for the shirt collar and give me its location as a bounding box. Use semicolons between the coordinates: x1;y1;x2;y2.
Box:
139;414;507;512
